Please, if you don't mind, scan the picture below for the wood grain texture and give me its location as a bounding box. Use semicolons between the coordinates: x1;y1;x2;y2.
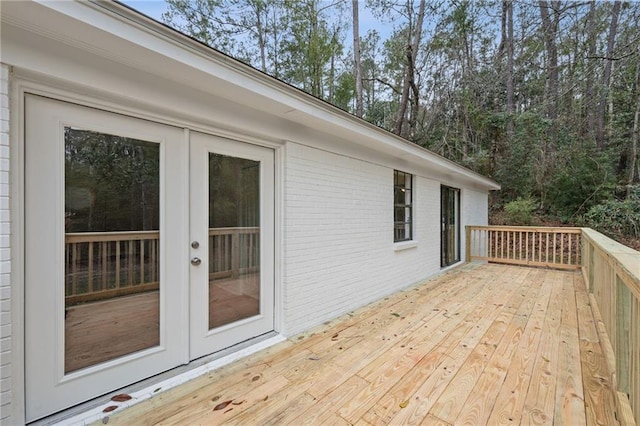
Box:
100;264;625;426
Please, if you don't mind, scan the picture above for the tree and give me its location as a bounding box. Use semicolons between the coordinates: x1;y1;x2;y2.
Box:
393;0;426;138
538;1;560;150
353;0;364;117
596;0;622;149
280;0;344;99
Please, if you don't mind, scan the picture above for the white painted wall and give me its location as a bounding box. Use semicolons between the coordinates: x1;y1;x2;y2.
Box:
282;142;443;335
461;188;490;261
0;63;12;424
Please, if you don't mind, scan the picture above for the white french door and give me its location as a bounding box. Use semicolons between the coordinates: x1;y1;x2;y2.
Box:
188;132;274;359
24;96;275;421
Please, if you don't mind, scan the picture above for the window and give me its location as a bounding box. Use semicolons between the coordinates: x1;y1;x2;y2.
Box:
394;170;413;242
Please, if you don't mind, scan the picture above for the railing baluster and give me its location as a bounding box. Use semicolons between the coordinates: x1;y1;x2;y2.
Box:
519;231;522;261
72;242;78;295
115;240;121;288
65;241;70;296
101;241;107;291
128;239;134;286
140;238;145;285
88;241;94;293
545;232;549;263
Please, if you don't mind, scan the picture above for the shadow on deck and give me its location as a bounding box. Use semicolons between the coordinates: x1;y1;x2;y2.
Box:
102;263;620;425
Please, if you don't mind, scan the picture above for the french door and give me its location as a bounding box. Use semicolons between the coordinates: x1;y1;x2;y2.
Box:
441;186;460;267
24;95;274;421
188;132;274;359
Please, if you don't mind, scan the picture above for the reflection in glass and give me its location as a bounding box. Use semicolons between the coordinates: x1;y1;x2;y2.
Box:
441;186;460;267
64;128;160;373
208;153;260;330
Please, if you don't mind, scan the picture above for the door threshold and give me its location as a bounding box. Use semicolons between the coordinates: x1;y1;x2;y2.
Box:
31;332;285;426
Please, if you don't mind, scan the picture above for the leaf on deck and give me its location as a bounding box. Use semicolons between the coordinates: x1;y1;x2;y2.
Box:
213;400;233;411
111;394;132;402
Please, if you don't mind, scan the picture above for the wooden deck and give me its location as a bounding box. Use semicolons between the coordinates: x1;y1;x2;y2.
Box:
101;263;620;425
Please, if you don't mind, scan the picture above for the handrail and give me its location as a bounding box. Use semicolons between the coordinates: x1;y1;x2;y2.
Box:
581;228;640;425
466;225;639;424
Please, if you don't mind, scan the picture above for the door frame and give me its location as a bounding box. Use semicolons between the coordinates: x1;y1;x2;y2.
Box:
12;78;284;423
441;185;461;267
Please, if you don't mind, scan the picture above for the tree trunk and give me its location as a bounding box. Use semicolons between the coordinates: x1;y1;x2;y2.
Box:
585;1;597;142
506;0;514;134
596;0;621;149
629;60;640;197
539;1;559;150
394;0;426;137
254;3;267;72
352;0;363;118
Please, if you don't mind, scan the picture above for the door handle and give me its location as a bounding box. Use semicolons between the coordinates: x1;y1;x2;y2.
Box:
191;257;202;266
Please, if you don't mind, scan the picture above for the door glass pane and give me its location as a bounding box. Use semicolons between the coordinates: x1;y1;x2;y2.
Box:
441;187;460;267
208;153;260;330
65;128;160;373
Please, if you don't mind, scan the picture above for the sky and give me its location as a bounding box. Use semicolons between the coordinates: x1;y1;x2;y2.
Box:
121;0;168;20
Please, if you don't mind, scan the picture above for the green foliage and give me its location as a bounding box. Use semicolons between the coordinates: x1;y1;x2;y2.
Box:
581;187;640;239
493;112;543;203
546;148;615;220
333;72;356;111
503;197;537;226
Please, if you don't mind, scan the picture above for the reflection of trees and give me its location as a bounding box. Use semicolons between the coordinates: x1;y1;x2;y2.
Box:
65;128;160;232
209;154;259;228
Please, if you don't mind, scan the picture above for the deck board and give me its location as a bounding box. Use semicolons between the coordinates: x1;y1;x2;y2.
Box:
100;263;623;425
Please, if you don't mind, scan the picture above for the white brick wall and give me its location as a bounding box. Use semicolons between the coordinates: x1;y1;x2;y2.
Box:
282;143;443;336
0;63;11;423
461;188;489;261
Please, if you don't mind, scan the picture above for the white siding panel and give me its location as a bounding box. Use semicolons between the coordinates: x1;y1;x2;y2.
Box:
282;143;442;335
461;188;489;261
0;63;11;423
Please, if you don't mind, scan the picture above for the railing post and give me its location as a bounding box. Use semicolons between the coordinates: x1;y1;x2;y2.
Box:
465;226;471;262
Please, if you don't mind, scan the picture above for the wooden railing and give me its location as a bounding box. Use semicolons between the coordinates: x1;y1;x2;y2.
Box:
65;227;259;305
466;225;639;424
466;226;582;269
581;228;640;425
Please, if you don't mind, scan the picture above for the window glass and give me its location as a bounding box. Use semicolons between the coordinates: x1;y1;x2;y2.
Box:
64;128;160;373
394;170;413;242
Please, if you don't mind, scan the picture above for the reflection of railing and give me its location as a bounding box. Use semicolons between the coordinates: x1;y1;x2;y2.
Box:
65;231;159;305
466;226;581;270
65;227;259;305
209;227;260;280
